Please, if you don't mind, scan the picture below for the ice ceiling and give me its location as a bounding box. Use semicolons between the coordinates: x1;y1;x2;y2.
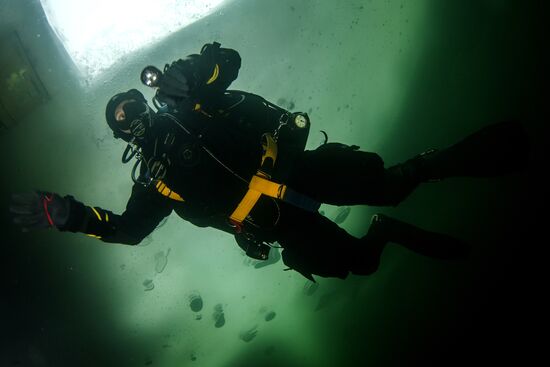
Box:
39;0;226;82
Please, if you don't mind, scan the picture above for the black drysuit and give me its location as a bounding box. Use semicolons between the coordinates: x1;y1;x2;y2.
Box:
61;85;398;280
59;45;528;280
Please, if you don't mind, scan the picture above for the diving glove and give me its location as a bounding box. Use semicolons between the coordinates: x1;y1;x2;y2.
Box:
157;57;199;99
10;191;70;231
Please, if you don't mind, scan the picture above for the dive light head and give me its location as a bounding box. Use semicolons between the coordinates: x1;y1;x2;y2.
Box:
141;65;163;88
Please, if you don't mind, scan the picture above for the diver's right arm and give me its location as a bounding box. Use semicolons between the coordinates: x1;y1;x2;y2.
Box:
10;184;173;245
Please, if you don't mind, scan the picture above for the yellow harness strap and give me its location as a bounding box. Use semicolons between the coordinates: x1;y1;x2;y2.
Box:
250;175;287;199
229;174;288;223
230;190;262;223
229;134;285;224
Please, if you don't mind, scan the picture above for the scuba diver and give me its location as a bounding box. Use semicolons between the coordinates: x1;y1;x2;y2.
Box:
9;42;530;281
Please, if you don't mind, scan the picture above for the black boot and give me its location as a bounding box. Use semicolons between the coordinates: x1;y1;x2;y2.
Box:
392;120;530;183
365;214;469;261
351;213;470;276
377;121;530;206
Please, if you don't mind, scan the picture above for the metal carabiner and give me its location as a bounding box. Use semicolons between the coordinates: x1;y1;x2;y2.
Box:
273;112;291;142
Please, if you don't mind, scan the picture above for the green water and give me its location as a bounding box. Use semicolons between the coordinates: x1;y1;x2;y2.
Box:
0;0;545;366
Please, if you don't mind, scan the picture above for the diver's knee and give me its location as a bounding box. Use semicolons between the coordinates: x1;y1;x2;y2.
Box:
364;167;421;206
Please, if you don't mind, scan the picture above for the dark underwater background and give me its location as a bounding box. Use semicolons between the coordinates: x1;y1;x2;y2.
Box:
0;0;546;366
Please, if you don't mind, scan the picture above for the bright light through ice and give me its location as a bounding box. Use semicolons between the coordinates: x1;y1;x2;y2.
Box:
40;0;226;82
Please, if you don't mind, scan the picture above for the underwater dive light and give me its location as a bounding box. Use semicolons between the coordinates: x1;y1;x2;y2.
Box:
141;65;163;88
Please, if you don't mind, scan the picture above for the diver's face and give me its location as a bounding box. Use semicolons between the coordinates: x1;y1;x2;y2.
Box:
114;99;135;133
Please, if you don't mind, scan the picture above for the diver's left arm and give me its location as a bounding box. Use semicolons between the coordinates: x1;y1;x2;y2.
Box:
195;42;242;97
155;42;241;107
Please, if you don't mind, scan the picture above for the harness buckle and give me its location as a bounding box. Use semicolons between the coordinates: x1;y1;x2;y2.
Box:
229;218;243;233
